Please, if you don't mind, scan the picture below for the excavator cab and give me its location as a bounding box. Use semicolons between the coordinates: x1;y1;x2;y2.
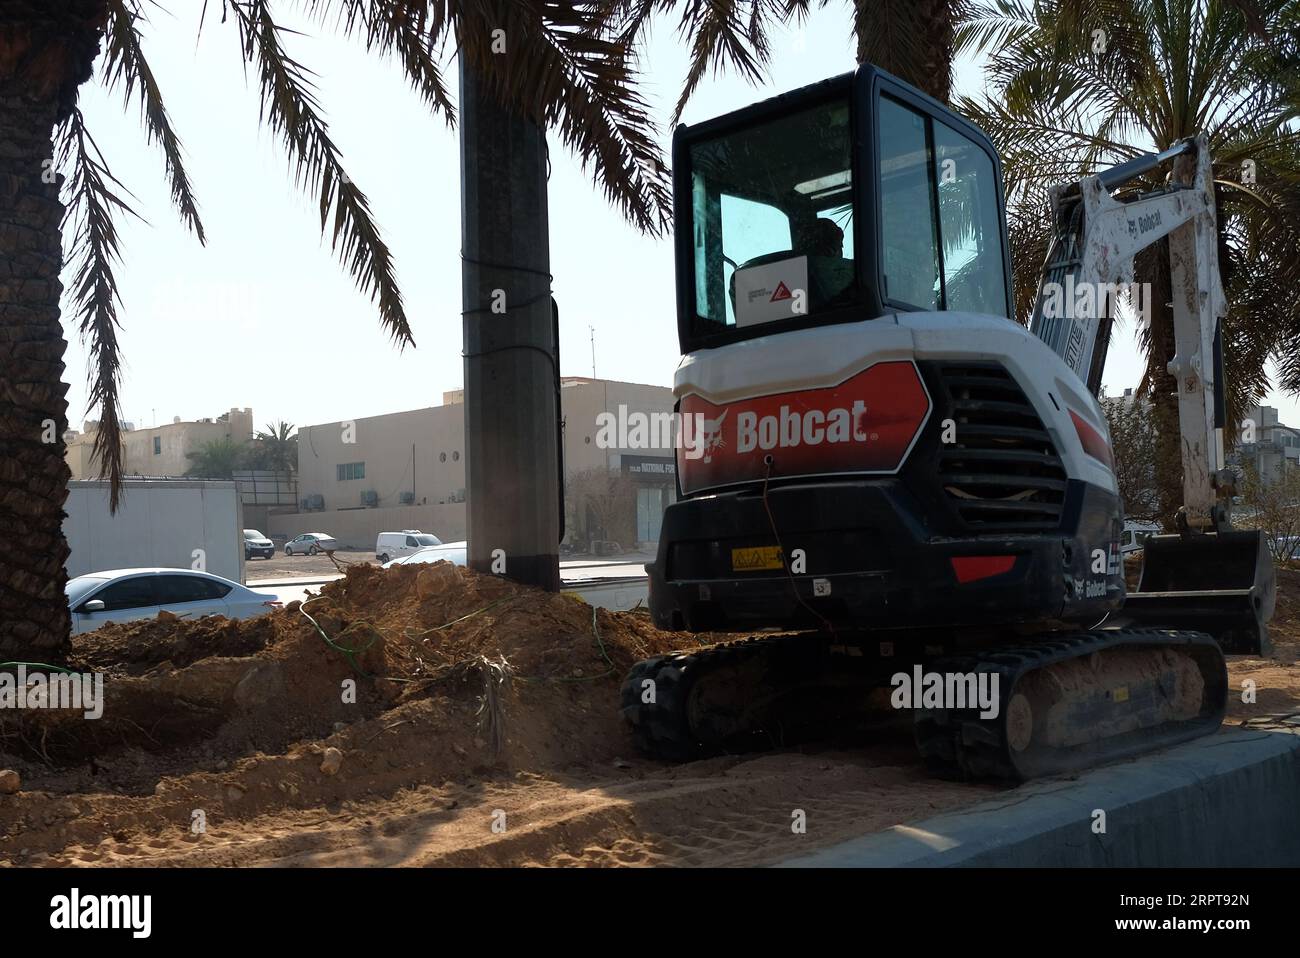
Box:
673;66;1013;352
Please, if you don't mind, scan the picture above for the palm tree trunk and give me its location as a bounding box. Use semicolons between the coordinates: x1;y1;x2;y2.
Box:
0;86;73;659
458;61;561;592
855;0;955;104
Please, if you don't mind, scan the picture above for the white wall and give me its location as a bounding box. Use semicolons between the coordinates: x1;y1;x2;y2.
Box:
64;480;245;582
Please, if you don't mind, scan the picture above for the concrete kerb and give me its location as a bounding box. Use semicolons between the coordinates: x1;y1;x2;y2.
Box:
778;725;1300;867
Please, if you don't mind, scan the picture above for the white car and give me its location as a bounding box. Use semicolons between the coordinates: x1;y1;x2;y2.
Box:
66;568;282;635
285;533;339;556
1121;519;1163;555
376;530;442;563
382;541;467;568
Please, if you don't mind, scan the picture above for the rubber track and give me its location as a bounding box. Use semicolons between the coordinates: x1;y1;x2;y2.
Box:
620;633;823;761
913;629;1227;781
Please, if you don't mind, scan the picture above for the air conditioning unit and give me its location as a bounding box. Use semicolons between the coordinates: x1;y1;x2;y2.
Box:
361;490;378;507
399;491;415;505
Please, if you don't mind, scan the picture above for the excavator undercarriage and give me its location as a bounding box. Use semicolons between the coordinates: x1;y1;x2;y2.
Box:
622;627;1227;781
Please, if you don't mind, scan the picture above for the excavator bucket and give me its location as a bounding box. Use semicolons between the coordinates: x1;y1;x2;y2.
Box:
1123;530;1276;655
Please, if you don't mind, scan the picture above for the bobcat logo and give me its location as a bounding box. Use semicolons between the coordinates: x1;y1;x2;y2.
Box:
700;409;728;464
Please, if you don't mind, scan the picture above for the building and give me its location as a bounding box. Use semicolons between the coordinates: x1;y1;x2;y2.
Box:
1232;405;1300;483
271;378;678;552
65;408;256;479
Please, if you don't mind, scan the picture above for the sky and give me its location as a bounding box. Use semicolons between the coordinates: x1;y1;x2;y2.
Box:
62;5;1299;436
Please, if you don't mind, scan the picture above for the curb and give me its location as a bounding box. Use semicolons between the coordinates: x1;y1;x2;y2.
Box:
779;724;1300;867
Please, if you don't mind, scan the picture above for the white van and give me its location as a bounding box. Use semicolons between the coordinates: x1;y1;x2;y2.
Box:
376;530;441;563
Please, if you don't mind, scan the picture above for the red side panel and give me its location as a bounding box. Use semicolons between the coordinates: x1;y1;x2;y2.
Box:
678;361;931;495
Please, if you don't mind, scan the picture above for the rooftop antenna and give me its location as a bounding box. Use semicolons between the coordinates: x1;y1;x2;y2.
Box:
589;325;597;379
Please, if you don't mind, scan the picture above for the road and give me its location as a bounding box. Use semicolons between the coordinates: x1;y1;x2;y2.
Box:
248;558;650;611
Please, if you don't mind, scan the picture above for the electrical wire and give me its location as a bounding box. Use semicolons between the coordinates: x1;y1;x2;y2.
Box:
759;456;838;638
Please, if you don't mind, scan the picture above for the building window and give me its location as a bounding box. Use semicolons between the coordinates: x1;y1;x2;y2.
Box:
337;462;365;481
153;436;161;455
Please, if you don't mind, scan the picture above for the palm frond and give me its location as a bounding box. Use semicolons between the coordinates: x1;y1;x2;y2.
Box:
669;0;774;124
102;0;206;243
457;0;674;235
304;0;457;124
953;0;1037;59
58;109;145;510
230;0;414;345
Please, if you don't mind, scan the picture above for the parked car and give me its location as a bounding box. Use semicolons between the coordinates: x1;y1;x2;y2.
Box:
244;528;275;560
375;530;442;563
285;533;339;556
65;568;281;635
382;541;467;569
1121;519;1162;556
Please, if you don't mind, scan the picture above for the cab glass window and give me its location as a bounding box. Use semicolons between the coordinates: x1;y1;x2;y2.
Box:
878;96;940;309
878;95;1008;317
690;97;856;332
934;121;1008;316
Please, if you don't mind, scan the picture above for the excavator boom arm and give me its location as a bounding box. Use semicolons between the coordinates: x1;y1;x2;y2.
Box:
1030;134;1227;528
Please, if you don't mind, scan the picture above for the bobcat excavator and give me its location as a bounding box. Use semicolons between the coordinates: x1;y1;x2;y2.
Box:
620;65;1277;780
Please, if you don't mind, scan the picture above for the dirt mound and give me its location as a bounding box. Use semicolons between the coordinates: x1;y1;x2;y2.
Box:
1;564;706;792
2;561;1297;867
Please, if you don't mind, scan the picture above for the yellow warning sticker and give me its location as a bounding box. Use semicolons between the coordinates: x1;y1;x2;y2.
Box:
1114;686;1130;703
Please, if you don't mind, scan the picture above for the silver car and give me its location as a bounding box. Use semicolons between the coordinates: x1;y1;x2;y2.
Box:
284;533;339;556
66;568;281;635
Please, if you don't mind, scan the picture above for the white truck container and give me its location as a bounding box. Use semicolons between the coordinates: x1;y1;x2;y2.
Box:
63;479;245;583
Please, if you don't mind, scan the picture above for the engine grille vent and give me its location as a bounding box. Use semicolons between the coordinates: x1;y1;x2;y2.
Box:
936;363;1066;533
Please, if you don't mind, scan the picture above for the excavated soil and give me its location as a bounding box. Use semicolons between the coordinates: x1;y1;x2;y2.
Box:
0;562;1296;867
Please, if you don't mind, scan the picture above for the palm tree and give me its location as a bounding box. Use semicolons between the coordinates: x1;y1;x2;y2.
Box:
254;420;297;474
184;437;243;479
0;0;671;658
954;0;1300;523
613;0;970;114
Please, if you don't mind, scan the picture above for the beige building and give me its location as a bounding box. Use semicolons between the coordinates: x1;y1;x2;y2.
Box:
65;408;256;479
273;379;678;551
1232;405;1300;484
